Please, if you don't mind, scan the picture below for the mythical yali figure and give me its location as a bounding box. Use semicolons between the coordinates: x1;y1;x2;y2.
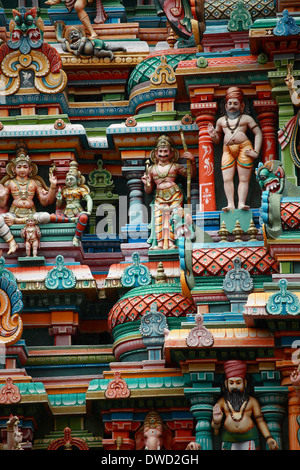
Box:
56;161;93;246
212;360;278;450
207;87;262;212
141;134;196;251
55;21;126;60
0;143;57;254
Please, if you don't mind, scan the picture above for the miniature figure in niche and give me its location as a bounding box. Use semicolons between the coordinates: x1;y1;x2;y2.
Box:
21;218;41;257
55;21;126;60
0;143;57;254
211;360;278;450
207;87;262;212
141;134;196;251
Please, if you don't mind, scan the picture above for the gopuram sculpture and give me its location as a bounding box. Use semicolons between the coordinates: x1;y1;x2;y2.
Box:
278;66;300;167
0;144;57;254
55;21;126;60
56;161;93;247
207;87;262;212
0;416;25;450
21;218;41;257
211;360;278;450
141;134;196;251
46;0;107;39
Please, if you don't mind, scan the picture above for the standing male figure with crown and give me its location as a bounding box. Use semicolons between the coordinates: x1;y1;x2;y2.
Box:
142;134;196;251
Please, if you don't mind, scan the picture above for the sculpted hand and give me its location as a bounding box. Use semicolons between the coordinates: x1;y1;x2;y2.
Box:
213;404;223;424
49;173;57;188
207;122;216;138
285;74;295;89
141;173;151;187
267;437;278;450
245;149;259;159
182;151;195;161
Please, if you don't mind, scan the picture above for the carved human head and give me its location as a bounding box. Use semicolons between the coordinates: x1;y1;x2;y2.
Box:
150;135;179;163
225;87;245;114
224;359;247;392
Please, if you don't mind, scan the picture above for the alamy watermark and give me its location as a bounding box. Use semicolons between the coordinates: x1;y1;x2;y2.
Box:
94;197;207;243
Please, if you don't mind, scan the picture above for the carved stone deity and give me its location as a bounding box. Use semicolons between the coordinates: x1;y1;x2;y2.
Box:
207;87;262;212
141;134;196;251
55;21;126;60
211;360;278;450
0;143;57;254
56;161;93;246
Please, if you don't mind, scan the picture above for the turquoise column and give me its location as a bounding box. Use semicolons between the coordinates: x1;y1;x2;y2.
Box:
255;387;288;450
184;372;220;450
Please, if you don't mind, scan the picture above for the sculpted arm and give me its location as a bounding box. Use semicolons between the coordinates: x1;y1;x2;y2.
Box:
252;397;278;450
0;182;10;208
244;117;263;159
211;398;224;435
141;166;155;195
207;118;223;145
285;74;300;106
180;152;197;179
35;181;57;206
36;170;57;206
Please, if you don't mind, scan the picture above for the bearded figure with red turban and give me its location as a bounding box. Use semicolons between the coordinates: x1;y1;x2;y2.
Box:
207;87;263;212
211;360;278;450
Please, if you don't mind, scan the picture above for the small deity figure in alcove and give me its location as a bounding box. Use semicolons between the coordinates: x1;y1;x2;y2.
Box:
207;87;262;212
55;161;93;246
141;134;196;250
21;217;41;257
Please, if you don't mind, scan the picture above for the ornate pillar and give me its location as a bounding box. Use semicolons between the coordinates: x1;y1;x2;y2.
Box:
122;167;148;242
191;102;218;212
253;100;279;163
277;361;300;450
184;371;220;450
255;388;287;450
49;310;78;346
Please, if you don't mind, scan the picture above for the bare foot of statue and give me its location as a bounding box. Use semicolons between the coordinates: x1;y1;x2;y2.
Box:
7;239;18;255
222;205;235;213
238;205;250;211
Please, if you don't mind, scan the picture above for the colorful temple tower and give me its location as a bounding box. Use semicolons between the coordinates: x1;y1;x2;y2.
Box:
0;0;299;452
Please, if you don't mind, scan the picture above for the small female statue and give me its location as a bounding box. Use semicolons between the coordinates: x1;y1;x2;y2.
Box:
56;161;93;246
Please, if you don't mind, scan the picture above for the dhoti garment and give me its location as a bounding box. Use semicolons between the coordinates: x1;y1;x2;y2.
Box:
221;139;255;171
153;184;183;250
221;425;260;450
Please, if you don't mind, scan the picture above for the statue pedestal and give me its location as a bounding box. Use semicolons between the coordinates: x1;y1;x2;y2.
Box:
220;208;254;233
148;248;180;262
18;256;45;266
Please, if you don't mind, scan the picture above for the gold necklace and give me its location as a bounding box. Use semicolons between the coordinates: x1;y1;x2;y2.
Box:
156;163;173;179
